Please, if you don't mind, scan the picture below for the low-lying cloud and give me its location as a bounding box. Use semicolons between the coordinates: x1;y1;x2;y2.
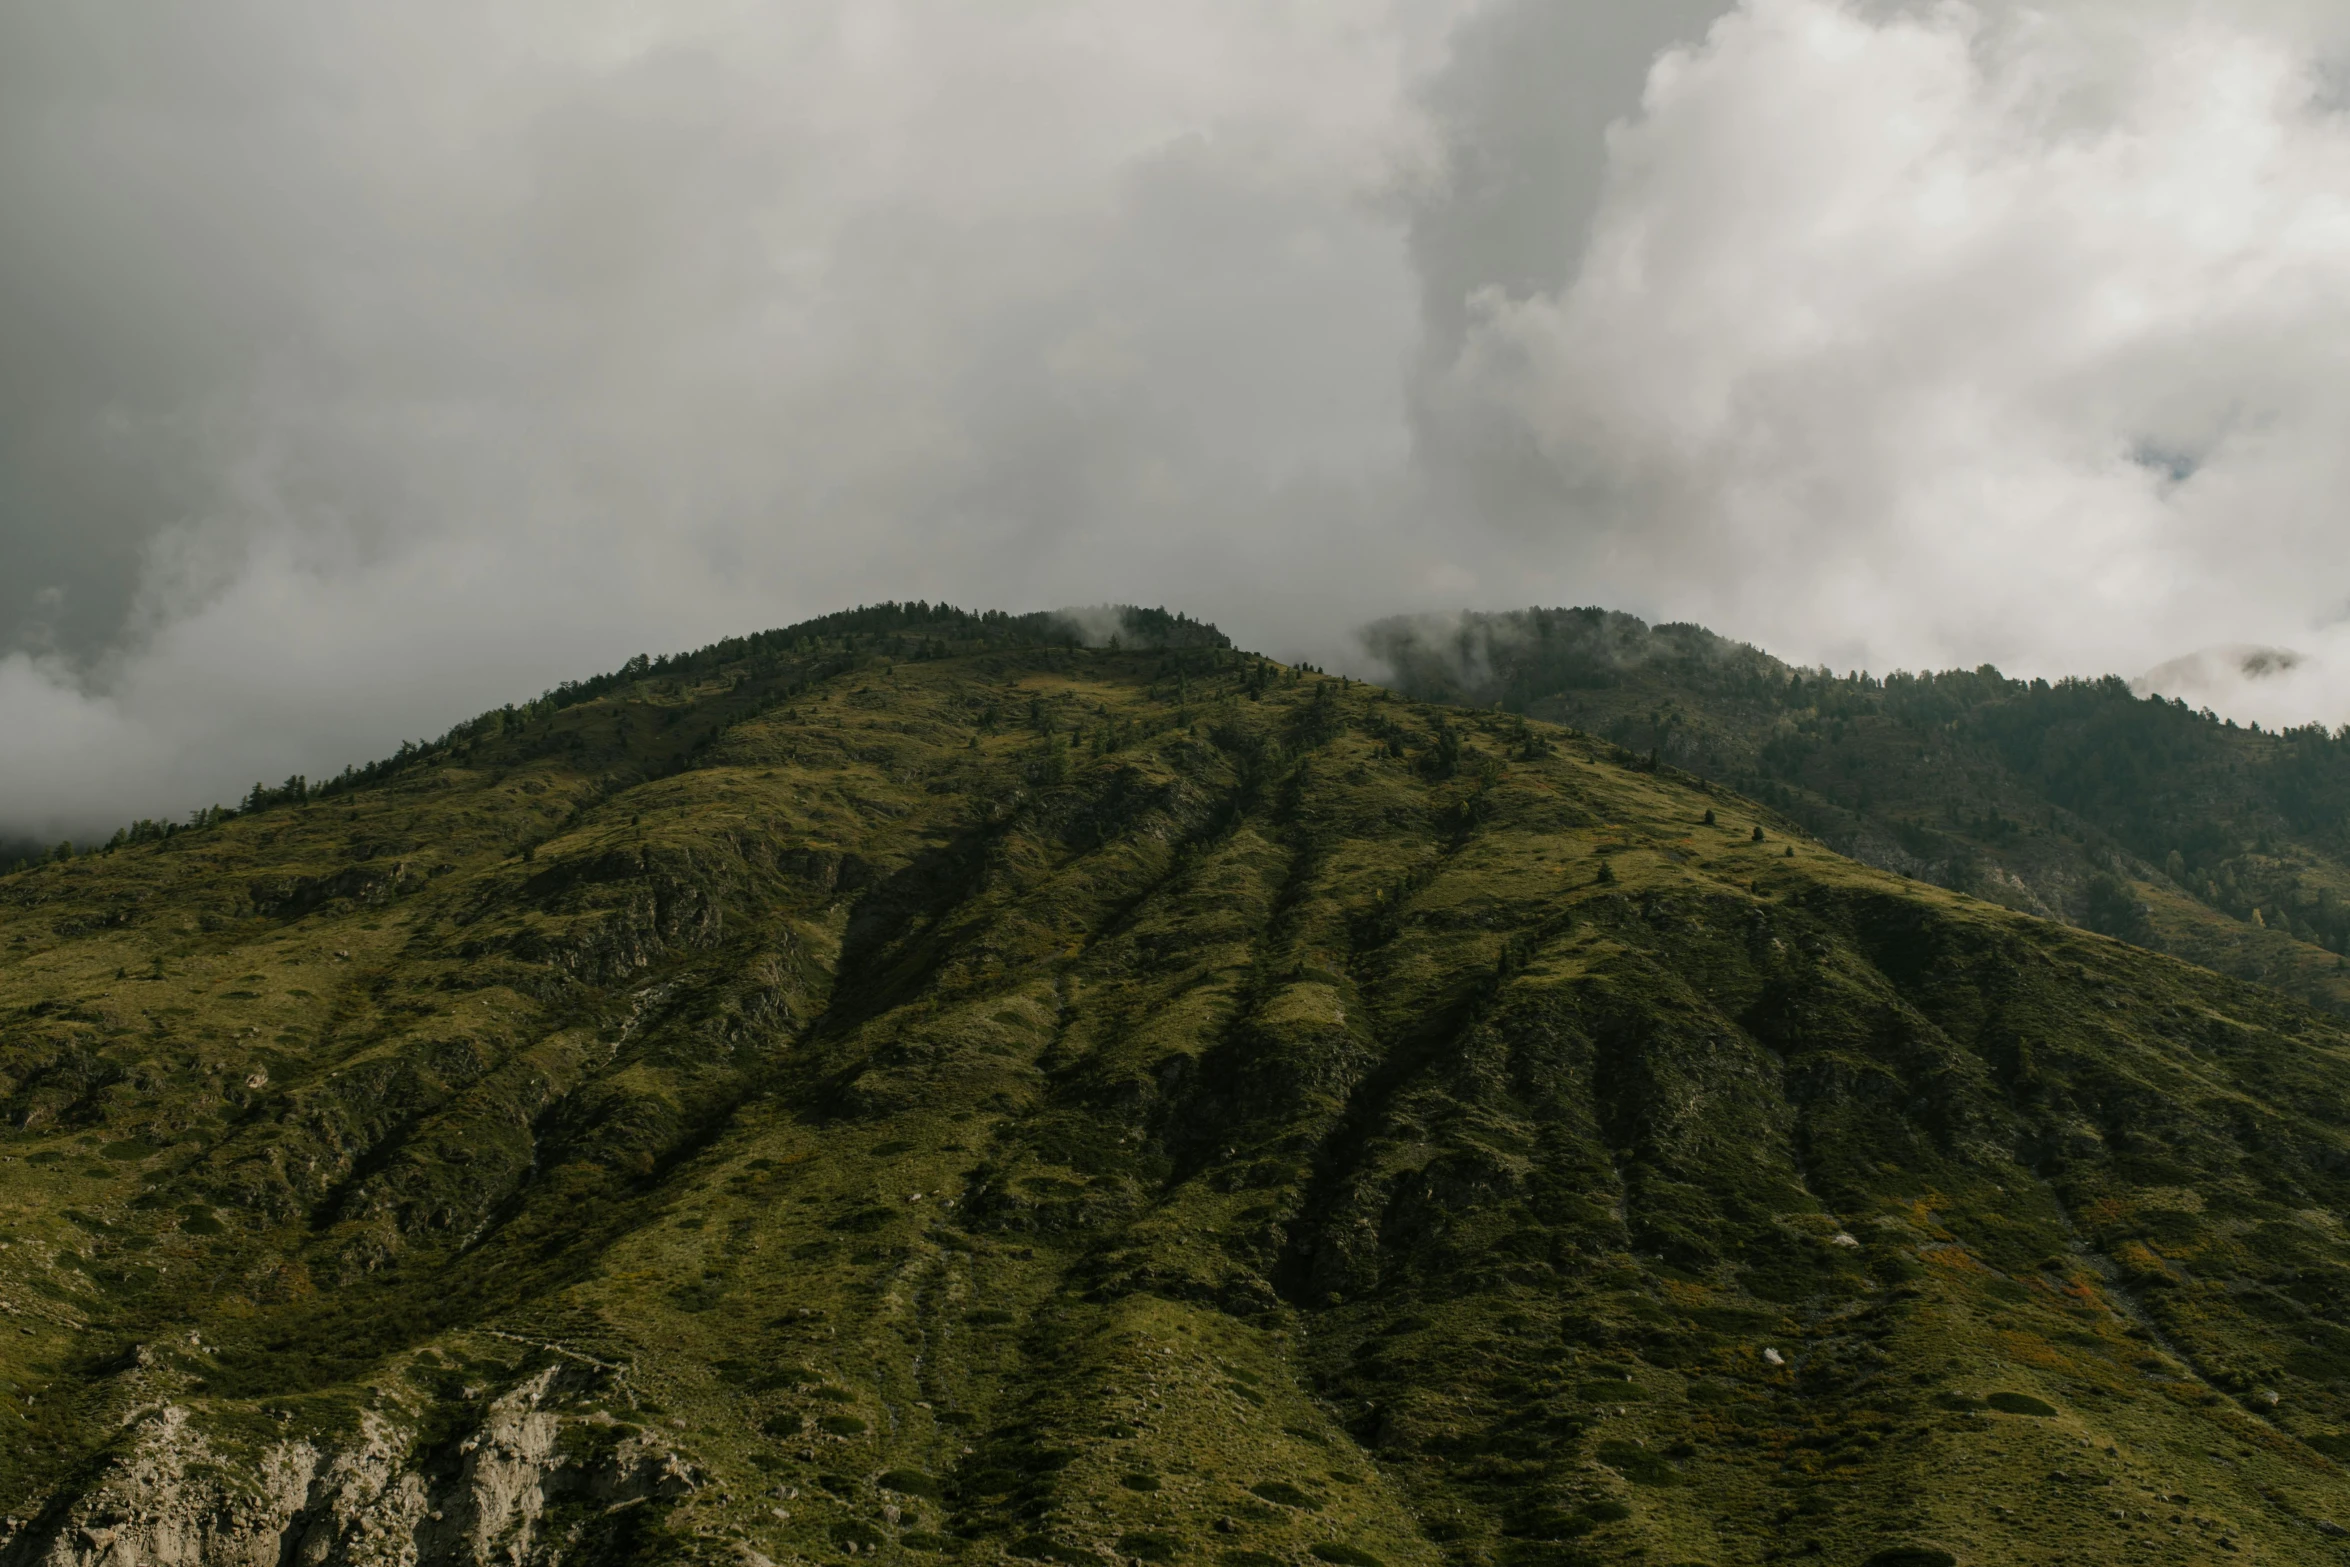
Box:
7;0;2350;840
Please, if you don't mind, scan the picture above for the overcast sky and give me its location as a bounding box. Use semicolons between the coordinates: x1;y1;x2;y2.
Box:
7;0;2350;840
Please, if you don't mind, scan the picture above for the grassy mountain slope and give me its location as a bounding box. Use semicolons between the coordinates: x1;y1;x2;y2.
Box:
6;608;2350;1565
1367;608;2350;1016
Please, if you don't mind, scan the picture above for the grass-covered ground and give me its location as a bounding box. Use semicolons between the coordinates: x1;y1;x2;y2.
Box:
6;615;2350;1565
1370;606;2350;1019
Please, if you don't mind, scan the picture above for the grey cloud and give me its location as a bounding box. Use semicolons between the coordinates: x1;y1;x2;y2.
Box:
1408;0;1730;356
9;0;2350;845
0;1;1486;839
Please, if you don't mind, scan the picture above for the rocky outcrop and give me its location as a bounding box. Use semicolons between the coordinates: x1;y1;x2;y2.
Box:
2;1370;693;1567
250;864;426;921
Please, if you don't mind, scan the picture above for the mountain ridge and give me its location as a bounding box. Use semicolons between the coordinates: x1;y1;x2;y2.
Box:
3;604;2350;1566
1367;606;2350;1017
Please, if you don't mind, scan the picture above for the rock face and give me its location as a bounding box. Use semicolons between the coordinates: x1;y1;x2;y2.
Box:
8;1371;693;1567
11;1405;311;1567
7;605;2350;1566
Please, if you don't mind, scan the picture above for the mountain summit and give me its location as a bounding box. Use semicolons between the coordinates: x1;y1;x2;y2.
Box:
5;604;2350;1566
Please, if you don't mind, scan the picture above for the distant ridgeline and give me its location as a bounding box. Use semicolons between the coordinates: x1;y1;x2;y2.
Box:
4;601;1226;873
1369;606;2350;1013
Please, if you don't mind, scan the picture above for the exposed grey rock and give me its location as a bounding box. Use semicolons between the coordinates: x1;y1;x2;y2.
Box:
3;1368;690;1567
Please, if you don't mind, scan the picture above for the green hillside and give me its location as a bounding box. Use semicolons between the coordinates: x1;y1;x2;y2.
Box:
1368;608;2350;1017
6;604;2350;1566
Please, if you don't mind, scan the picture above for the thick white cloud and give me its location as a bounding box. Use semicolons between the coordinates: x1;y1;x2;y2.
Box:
1426;0;2350;696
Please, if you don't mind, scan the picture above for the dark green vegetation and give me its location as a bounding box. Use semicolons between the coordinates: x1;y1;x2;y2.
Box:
1370;607;2350;1016
6;604;2350;1565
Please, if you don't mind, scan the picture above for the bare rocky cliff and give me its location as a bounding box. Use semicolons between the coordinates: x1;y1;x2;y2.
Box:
3;1366;696;1567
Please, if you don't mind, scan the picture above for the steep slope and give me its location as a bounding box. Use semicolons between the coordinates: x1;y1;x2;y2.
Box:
1367;608;2350;1016
6;608;2350;1567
